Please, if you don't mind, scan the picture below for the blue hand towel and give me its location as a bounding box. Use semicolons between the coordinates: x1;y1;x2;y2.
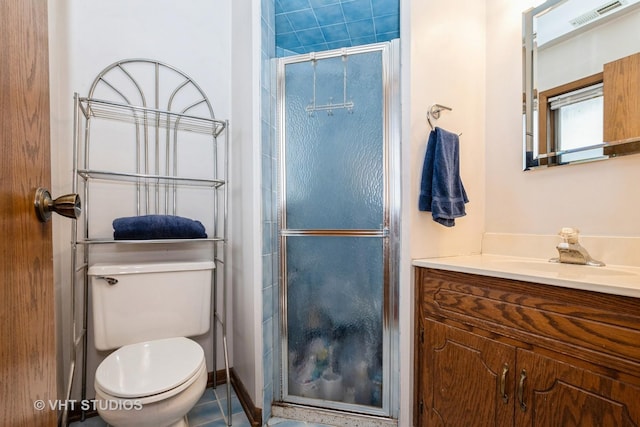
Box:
113;215;207;240
418;127;469;227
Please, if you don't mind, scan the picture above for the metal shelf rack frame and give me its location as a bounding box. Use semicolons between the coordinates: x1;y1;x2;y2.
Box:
62;59;230;426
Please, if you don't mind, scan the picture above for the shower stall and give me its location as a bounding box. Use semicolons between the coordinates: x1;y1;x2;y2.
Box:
277;41;400;419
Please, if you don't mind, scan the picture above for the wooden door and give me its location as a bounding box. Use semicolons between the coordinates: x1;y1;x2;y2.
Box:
516;349;640;426
0;1;57;426
419;320;516;427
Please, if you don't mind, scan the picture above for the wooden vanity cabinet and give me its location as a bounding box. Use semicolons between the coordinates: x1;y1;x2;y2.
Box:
414;267;640;427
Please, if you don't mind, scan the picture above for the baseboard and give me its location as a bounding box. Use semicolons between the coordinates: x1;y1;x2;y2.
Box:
66;408;99;424
207;368;230;387
230;367;262;427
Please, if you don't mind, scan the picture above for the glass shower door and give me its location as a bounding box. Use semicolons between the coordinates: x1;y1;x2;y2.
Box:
279;43;397;417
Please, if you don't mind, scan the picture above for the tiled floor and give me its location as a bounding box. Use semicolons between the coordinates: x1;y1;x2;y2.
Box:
69;386;250;427
68;386;333;427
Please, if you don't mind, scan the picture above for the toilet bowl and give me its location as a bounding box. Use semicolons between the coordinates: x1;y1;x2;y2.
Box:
94;337;207;427
88;262;214;426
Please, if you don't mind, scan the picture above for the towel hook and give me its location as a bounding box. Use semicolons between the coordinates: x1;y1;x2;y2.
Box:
427;104;453;130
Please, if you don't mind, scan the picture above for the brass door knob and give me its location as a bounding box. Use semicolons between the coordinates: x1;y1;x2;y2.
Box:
34;188;81;222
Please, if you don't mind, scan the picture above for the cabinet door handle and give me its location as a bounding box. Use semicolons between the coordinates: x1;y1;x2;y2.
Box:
518;369;527;412
500;363;509;403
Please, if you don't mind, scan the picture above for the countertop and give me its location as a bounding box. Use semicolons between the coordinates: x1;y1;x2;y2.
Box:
413;254;640;299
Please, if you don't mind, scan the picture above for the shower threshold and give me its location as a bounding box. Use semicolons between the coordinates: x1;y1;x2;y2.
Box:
271;403;397;427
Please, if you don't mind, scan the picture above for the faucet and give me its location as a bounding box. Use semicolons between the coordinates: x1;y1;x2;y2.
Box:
549;228;605;267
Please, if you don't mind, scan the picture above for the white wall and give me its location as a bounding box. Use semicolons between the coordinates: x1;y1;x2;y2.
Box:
229;0;264;408
408;0;487;260
49;0;232;400
485;0;640;237
401;0;487;424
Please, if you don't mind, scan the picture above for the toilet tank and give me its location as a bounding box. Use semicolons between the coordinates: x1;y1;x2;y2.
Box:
88;261;214;351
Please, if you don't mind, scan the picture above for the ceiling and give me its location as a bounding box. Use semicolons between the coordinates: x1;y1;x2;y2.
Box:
275;0;400;55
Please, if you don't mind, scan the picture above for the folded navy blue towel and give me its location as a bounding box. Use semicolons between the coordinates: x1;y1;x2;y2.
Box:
113;215;207;240
418;127;469;227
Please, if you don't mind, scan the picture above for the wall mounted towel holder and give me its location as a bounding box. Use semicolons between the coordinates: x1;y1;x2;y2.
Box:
427;103;461;136
426;104;452;130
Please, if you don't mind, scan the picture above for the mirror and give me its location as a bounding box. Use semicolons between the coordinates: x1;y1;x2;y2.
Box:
523;0;640;170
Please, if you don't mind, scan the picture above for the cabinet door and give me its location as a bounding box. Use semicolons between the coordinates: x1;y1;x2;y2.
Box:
419;320;516;427
516;349;640;426
604;52;640;144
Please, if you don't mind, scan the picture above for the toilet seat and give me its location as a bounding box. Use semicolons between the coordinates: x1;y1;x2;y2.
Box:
95;337;205;402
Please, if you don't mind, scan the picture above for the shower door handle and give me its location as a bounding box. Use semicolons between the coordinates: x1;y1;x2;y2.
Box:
34;188;82;222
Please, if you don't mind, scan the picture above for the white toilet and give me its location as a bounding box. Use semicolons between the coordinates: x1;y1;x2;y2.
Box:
88;261;215;427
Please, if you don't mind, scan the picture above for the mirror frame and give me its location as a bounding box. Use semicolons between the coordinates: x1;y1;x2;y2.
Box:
522;0;640;170
523;1;556;170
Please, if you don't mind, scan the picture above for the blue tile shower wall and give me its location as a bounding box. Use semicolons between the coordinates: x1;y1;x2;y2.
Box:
262;0;278;423
275;0;399;54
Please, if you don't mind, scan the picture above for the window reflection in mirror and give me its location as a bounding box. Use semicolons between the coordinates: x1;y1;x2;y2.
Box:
539;77;604;165
523;0;640;170
552;87;604;163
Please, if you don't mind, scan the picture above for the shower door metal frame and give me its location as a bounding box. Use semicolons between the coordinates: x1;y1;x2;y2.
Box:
277;40;401;419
